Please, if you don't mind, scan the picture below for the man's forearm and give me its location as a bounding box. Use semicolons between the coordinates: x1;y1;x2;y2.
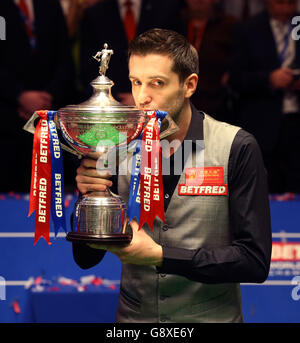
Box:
157;244;269;284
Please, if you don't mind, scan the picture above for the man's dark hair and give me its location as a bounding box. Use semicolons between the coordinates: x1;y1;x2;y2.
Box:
128;28;199;83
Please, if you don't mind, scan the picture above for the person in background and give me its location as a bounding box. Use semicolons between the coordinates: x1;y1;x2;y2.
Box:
181;0;238;122
229;0;300;194
0;0;76;192
220;0;265;20
79;0;185;106
60;0;103;39
59;0;104;104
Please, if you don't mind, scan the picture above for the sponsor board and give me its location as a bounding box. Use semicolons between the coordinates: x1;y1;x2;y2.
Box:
269;240;300;280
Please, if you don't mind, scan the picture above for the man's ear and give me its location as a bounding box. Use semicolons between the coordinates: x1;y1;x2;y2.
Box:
183;73;198;98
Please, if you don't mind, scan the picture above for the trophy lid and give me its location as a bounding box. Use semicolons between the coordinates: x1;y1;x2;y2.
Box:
59;43;141;116
56;44;145;155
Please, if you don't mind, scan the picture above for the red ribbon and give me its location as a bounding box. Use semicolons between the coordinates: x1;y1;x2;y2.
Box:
28;111;52;245
139;112;164;230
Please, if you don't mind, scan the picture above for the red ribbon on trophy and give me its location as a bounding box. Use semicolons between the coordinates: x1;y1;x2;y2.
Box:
138;112;165;230
28;111;52;245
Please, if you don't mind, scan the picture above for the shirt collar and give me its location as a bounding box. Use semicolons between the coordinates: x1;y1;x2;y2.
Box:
184;103;204;145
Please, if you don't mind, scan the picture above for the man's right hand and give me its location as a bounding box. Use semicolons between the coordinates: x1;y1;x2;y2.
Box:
76;157;113;194
269;67;293;89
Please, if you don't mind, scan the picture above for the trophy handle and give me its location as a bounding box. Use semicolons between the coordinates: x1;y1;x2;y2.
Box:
23;112;83;159
159;114;179;140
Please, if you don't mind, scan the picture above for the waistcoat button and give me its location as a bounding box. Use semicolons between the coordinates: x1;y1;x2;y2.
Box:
160;315;169;322
164;193;169;199
162;224;168;231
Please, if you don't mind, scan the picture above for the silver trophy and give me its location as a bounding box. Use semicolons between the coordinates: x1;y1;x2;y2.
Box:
24;44;178;245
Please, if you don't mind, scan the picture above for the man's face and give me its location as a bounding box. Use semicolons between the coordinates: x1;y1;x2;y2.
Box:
128;54;187;123
267;0;297;23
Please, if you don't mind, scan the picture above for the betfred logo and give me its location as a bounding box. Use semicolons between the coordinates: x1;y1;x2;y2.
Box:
180;166;227;196
178;184;227;196
271;243;300;261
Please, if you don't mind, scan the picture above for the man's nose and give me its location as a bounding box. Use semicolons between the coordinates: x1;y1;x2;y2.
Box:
137;86;152;108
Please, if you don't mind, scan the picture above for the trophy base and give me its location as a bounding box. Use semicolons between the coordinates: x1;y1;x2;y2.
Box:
66;232;132;245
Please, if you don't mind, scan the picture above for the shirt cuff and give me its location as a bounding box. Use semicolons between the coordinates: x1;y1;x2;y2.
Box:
156;246;195;275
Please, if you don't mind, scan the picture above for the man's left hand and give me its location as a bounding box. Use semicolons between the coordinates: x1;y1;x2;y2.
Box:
88;220;163;267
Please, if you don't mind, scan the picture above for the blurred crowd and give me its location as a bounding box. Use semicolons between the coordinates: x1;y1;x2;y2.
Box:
1;0;300;194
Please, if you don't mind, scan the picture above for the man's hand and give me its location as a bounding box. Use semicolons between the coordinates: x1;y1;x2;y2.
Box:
76;156;113;194
88;220;163;267
269;68;293;89
18;90;53;120
77;157;163;267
